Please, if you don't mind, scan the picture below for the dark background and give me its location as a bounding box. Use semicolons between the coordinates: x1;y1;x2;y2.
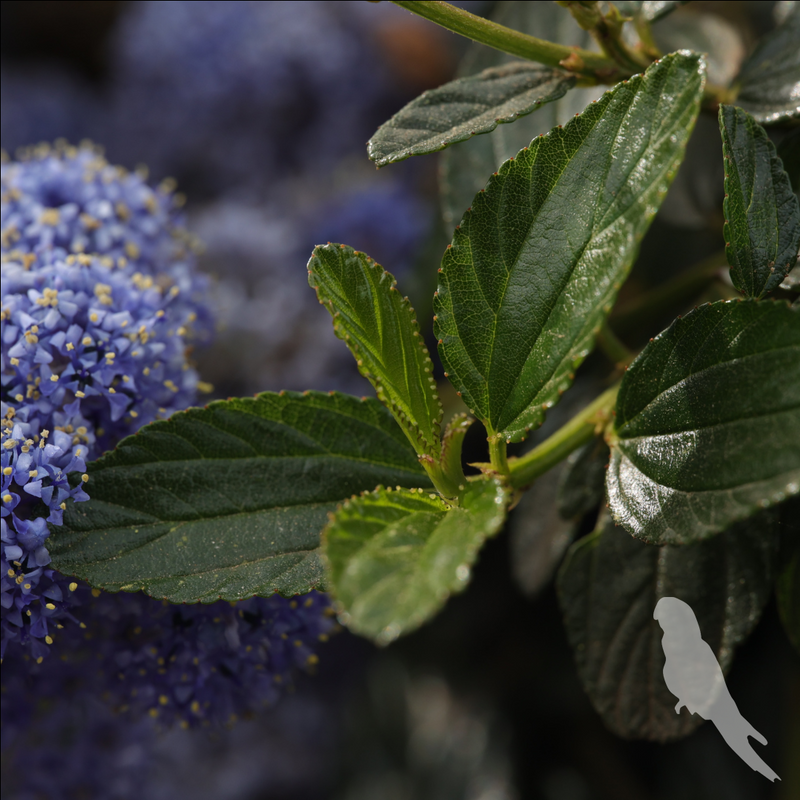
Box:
2;2;797;798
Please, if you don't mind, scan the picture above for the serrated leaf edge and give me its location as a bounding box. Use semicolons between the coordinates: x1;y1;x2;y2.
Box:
367;62;576;167
720;104;800;297
435;53;705;443
308;245;443;458
320;478;509;643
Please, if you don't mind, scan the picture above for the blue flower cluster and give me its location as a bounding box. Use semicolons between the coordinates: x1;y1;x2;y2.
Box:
1;3;415;200
1;142;212;658
0;3;435;402
2;588;335;731
1;143;337;757
58;590;336;728
196;180;432;397
0;589;337;799
103;0;391;196
1;645;157;800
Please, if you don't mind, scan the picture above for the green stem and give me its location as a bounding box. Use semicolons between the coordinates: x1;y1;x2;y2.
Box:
596;321;634;366
632;12;661;60
508;384;619;489
556;1;650;72
488;436;509;475
419;413;474;501
390;1;625;80
421;457;464;501
703;82;739;112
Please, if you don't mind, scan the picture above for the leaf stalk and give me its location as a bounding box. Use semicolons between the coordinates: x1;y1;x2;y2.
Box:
596;322;634;366
508;384;620;490
390;0;626;81
421;412;475;501
556;1;651;72
488;435;510;475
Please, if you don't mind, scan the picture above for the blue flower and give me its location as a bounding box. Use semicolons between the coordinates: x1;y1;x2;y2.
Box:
4;142;193;271
2;143;336;740
1;143;214;658
52;590;338;728
1;645;154;800
103;0;392;195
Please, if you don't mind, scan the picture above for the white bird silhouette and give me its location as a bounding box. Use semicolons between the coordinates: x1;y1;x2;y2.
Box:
654;596;780;783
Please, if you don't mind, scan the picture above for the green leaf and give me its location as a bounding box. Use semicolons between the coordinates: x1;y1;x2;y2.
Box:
720;105;800;298
323;477;509;644
49;391;430;603
367;62;575;167
608;300;800;546
734;7;800;125
440;0;603;228
435;53;705;443
557;509;779;741
308;244;442;457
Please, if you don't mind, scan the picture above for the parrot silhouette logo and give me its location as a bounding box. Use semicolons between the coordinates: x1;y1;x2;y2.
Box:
654;597;780;783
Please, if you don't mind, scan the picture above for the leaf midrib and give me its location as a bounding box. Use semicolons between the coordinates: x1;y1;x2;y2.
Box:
102;549;322;597
96;397;418;469
615;448;800;494
313;257;438;450
486;61;693;430
347;511;454;615
58;502;331;564
95;450;426;476
618;398;800;440
459;100;609;424
68;486;412;528
388;76;561;134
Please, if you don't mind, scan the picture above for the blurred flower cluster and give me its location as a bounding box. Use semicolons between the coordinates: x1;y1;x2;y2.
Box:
1;143;337;798
2;2;392;194
2;1;436;402
1;2;442;796
1;141;213;656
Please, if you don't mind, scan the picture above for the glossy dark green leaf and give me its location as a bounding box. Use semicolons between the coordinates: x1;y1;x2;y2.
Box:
777;125;800;288
608;300;800;546
308;244;442;457
720;105;800;297
440;1;603;227
367;62;575;167
435;53;704;443
735;6;800;125
49;392;430;602
557;509;779;741
324;477;509;644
